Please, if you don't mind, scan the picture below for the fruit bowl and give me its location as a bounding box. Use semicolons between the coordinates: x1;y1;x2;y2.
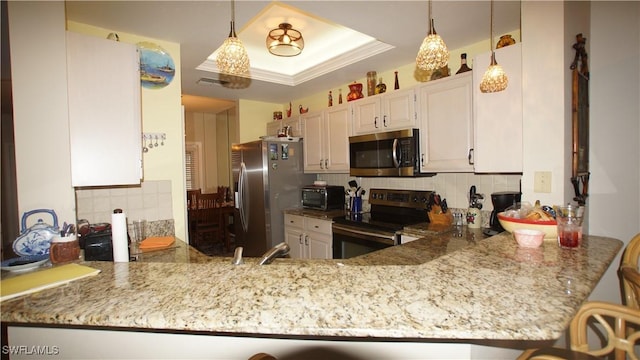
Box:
513;229;545;248
497;212;557;240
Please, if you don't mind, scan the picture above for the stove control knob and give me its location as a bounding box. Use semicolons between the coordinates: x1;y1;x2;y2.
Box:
420;196;428;203
412;196;418;203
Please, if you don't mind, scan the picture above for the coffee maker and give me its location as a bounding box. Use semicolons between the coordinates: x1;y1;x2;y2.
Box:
489;191;522;232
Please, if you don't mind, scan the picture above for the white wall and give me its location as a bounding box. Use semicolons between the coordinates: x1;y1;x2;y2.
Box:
8;2;76;227
587;1;640;302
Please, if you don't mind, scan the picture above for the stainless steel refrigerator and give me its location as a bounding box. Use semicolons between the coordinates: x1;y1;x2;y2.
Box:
231;139;315;257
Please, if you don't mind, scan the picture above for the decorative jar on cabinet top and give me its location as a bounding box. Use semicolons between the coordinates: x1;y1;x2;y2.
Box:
347;82;364;102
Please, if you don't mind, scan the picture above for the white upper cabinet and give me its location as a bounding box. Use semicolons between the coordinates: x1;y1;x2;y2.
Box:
301;103;350;173
472;43;523;173
66;31;142;186
352;88;416;135
266;117;301;138
418;72;474;172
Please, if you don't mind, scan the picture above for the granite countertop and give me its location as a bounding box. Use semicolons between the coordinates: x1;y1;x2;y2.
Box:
284;208;345;220
0;231;622;342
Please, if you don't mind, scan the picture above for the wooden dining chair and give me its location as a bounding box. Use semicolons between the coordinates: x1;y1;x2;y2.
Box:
186;189;201;211
517;301;640;360
190;193;225;251
621;233;640;309
621;265;640;310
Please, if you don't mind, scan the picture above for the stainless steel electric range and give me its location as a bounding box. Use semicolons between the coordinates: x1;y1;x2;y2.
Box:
332;188;433;259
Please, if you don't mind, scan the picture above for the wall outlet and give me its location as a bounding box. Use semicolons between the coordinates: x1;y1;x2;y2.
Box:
534;171;552;193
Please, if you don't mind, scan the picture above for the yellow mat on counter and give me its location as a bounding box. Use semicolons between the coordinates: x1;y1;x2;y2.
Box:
1;263;100;302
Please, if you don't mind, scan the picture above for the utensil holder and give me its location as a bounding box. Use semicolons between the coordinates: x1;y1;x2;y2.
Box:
350;196;362;213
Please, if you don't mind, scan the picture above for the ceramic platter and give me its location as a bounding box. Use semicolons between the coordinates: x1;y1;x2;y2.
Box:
1;254;49;272
137;41;175;89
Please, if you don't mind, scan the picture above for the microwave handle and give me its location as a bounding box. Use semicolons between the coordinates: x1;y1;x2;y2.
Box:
392;138;400;168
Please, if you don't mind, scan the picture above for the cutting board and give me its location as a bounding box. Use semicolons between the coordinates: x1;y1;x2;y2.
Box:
1;263;100;302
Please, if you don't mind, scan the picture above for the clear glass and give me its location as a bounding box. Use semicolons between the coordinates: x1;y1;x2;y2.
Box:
555;205;585;249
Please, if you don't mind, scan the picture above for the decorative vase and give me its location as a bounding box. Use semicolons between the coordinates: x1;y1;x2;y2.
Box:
347;82;364;102
496;34;516;49
366;71;377;96
375;78;386;94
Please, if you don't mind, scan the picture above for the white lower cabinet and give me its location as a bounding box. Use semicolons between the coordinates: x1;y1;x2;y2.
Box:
418;72;474;172
284;214;333;259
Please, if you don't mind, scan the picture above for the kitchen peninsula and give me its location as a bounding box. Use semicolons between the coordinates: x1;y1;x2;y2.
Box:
1;231;622;359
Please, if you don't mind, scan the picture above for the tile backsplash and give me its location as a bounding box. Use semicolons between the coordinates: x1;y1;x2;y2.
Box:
75;180;173;225
318;173;522;213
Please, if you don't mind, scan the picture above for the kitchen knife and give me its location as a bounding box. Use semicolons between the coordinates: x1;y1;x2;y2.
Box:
441;199;448;213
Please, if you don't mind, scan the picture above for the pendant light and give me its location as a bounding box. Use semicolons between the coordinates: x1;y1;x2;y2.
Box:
216;0;250;76
416;0;449;71
267;23;304;57
479;0;508;93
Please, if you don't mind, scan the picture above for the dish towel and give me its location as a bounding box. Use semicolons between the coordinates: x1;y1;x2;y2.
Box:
139;236;175;250
1;263;100;302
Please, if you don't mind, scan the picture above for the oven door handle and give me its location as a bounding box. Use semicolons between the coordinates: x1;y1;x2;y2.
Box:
332;225;397;246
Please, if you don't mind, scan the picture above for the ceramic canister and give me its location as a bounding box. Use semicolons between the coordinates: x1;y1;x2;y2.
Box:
467;207;482;229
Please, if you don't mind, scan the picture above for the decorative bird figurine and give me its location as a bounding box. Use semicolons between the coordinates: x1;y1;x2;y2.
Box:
299;105;309;114
286;102;292;118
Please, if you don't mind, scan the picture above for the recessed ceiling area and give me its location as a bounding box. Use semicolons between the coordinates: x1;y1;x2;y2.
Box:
197;1;394;86
64;1;522;113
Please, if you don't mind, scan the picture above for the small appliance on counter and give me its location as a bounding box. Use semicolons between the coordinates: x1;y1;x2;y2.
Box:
79;221;132;261
483;191;522;237
82;224;114;261
301;185;345;211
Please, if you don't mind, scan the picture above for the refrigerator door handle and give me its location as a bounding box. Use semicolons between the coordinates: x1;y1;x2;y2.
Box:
239;162;249;232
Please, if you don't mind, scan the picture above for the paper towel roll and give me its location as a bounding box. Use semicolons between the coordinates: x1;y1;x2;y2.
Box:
111;210;129;262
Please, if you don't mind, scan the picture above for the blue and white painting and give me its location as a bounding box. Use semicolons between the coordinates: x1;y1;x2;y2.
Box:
137;41;175;89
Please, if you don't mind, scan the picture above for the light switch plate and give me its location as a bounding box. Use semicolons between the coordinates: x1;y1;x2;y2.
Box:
534;171;552;193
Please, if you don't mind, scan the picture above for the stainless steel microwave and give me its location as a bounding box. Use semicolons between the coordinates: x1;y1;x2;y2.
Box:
349;129;428;177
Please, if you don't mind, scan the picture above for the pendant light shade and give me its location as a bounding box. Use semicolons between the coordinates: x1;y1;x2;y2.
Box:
416;1;449;71
216;0;250;75
267;23;304;57
479;0;508;93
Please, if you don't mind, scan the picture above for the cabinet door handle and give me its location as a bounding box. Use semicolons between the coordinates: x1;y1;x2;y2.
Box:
421;153;425;165
319;160;324;169
324;159;328;169
305;235;309;245
468;148;474;165
299;234;303;244
374;116;378;128
383;115;388;127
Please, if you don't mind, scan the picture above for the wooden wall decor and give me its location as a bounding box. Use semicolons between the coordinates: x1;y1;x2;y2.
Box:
570;33;590;206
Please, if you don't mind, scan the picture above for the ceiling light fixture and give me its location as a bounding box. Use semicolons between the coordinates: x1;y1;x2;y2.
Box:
415;0;449;71
267;23;304;57
216;0;250;75
479;0;508;93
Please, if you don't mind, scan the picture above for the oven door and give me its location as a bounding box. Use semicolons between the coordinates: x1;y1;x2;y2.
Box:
332;223;397;259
